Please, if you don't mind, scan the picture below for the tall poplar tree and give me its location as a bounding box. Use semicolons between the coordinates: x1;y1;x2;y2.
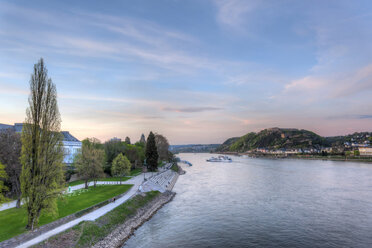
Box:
145;131;158;171
20;58;65;230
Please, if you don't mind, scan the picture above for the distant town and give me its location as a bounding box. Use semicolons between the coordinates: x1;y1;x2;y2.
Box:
173;128;372;159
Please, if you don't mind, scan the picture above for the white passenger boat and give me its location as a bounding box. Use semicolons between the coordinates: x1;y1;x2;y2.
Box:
206;155;232;162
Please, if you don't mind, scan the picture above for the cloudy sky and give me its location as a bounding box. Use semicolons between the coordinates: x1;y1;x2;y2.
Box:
1;0;372;144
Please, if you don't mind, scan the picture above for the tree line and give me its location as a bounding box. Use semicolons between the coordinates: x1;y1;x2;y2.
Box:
0;58;173;231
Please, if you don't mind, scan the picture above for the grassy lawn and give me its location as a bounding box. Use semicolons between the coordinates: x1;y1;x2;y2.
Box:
158;161;166;167
35;191;160;247
68;177;131;186
171;163;179;172
130;168;142;176
0;185;132;242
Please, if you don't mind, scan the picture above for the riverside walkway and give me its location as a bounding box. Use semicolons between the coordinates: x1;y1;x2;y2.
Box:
0;172;165;212
0;181;128;212
14;172;157;248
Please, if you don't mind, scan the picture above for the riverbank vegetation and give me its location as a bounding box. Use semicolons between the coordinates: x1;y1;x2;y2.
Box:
34;191;160;248
0;185;132;242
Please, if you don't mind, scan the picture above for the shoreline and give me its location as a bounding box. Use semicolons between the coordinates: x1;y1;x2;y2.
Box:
96;167;181;248
31;168;181;248
215;152;372;163
93;191;176;248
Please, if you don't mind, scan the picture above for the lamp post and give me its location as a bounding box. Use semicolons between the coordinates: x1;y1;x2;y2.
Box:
143;159;147;181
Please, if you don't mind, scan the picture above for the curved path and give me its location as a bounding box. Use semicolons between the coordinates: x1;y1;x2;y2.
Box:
15;172;155;248
0;173;160;212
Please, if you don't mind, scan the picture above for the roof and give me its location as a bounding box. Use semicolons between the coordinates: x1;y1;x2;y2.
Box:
0;123;80;142
14;123;23;133
61;131;80;142
0;123;14;131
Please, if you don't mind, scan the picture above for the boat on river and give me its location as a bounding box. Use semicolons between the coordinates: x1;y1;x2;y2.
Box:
206;155;232;162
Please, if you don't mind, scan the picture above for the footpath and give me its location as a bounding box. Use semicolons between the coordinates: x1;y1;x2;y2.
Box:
0;172;152;248
3;165;179;248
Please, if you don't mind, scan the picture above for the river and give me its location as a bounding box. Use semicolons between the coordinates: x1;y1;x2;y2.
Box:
124;153;372;248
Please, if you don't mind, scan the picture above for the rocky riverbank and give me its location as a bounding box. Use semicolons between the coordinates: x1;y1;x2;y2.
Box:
93;191;176;248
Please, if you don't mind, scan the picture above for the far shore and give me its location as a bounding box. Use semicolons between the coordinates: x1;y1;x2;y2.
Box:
214;152;372;163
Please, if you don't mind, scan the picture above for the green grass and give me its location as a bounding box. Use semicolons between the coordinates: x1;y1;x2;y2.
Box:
34;191;160;248
0;185;132;242
158;161;166;167
68;180;85;186
76;191;160;247
92;177;130;182
129;168;142;176
171;163;179;172
68;177;131;186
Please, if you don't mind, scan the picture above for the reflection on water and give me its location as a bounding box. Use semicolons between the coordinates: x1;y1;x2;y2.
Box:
124;153;372;248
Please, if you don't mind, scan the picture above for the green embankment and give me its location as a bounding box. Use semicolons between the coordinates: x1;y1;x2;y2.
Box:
36;191;160;248
0;185;132;242
129;168;142;176
171;163;179;172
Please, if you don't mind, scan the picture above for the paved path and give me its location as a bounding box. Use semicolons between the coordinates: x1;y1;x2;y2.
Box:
0;172;163;212
16;172;155;248
0;181;130;211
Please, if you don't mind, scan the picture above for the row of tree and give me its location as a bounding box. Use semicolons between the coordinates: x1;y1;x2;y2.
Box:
71;131;170;188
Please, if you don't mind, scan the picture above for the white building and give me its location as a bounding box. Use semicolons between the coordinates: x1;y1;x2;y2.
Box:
0;123;81;165
61;131;82;164
359;147;372;156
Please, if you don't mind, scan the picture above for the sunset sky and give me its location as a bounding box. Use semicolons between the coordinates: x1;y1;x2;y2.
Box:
1;0;372;144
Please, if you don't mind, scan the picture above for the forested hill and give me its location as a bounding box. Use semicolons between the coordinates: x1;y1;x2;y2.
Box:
169;144;220;153
216;128;372;152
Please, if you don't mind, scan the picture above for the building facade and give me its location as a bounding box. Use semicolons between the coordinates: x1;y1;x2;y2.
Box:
0;123;82;165
359;147;372;156
61;131;82;164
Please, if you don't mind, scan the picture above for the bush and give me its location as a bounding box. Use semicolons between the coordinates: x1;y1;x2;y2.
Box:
170;163;179;173
65;169;75;182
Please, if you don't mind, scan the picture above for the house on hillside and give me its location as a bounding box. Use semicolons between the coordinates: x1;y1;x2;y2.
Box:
0;123;81;165
359;147;372;156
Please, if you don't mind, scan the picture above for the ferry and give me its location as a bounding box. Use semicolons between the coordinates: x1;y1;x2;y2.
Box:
206;155;232;162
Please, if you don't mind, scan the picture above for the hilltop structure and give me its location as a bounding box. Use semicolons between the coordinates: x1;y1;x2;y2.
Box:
0;123;81;165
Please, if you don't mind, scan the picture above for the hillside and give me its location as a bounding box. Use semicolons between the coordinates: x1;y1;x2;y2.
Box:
215;137;240;152
216;128;329;152
169;144;220;153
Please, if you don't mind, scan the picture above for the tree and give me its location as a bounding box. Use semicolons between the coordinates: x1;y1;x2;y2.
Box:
155;133;170;161
124;144;145;169
82;138;104;150
145;131;158;172
125;136;131;144
111;154;131;184
104;139;125;175
0;162;8;204
0;129;22;207
20;58;65;230
139;134;146;144
74;139;105;189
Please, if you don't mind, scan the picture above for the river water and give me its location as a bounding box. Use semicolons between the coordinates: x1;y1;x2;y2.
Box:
124;153;372;248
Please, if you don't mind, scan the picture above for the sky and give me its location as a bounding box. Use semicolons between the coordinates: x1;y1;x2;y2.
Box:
1;0;372;144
